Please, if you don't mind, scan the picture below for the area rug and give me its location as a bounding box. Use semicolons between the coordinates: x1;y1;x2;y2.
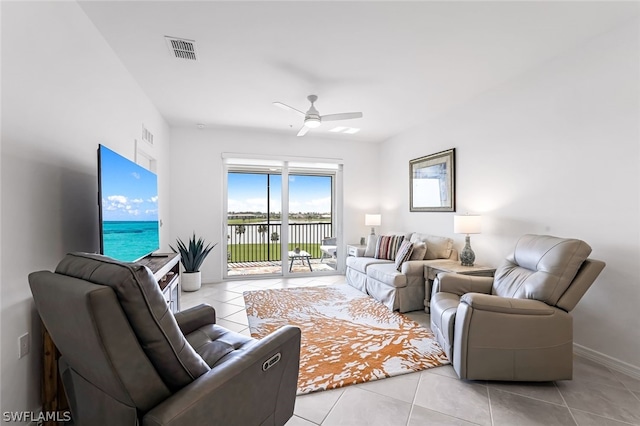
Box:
243;284;449;395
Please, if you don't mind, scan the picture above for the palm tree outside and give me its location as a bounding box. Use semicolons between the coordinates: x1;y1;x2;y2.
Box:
258;224;268;243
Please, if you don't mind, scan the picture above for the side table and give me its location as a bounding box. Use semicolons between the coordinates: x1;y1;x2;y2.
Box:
423;260;496;313
288;250;313;271
346;244;366;257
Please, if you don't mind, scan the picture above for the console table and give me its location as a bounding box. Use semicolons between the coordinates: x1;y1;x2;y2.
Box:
423;260;496;313
346;244;366;257
137;253;181;313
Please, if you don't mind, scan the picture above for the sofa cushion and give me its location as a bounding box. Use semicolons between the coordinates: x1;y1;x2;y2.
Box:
395;240;414;271
364;234;378;257
492;235;592;306
367;263;407;288
186;324;253;368
375;235;405;260
55;252;209;391
346;256;392;274
410;234;453;260
410;242;427;260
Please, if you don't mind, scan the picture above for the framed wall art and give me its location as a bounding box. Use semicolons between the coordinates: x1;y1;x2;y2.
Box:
409;148;456;212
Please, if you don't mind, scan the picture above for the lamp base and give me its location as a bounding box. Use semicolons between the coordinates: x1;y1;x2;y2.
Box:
370;227;376;235
460;235;476;267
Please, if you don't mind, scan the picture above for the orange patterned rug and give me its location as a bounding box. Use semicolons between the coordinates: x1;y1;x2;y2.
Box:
243;284;449;395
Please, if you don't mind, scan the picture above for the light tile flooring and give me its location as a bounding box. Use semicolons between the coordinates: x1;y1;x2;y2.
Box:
181;274;640;426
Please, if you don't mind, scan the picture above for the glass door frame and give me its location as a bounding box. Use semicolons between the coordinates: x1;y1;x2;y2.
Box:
222;155;343;279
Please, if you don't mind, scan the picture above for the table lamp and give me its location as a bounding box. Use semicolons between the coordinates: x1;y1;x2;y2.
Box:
365;214;381;235
454;214;481;266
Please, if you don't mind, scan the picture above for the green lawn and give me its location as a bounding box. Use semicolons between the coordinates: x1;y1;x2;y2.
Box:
228;218;269;225
227;243;322;262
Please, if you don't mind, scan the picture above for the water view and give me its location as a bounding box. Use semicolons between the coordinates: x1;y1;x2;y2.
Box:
102;220;159;262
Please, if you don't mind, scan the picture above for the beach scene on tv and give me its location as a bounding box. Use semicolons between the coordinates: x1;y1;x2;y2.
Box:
99;145;159;262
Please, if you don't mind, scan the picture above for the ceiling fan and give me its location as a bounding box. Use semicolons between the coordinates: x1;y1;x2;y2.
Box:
273;95;363;136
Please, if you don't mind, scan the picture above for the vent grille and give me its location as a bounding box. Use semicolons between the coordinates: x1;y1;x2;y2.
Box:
165;36;198;61
142;125;154;145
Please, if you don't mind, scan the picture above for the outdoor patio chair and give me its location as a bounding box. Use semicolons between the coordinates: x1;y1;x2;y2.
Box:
320;237;337;264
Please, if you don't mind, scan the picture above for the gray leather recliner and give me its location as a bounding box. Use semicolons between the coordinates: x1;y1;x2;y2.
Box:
29;252;301;426
430;234;605;381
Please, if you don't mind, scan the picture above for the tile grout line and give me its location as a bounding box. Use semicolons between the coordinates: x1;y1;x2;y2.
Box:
419;370;488;425
318;390;347;425
553;382;633;425
487;385;570;408
486;382;494;426
555;381;603;426
606;365;640;397
405;372;423;426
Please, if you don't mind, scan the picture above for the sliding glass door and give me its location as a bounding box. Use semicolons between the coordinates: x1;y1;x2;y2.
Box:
224;159;341;278
227;171;283;276
285;173;335;274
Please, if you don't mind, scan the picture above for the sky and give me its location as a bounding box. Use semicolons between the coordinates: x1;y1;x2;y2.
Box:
99;145;159;221
228;172;332;213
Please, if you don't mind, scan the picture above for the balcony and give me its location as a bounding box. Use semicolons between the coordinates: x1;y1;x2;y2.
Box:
227;222;336;276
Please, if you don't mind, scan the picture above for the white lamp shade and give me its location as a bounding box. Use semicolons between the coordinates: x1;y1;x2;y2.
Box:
454;215;481;234
365;214;381;227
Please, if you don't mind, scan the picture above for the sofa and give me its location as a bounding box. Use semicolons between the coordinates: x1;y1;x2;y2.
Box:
346;232;458;312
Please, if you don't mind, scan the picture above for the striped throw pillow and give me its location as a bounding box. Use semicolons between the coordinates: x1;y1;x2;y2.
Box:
395;240;414;271
374;235;405;260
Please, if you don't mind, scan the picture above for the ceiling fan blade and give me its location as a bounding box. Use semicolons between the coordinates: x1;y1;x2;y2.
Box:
321;112;363;122
273;102;305;117
297;125;310;137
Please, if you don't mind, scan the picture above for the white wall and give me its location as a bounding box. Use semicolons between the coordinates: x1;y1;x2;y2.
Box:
169;127;380;283
0;2;171;414
379;20;640;369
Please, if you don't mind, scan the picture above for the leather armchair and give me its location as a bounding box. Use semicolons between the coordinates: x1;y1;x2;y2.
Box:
430;234;605;381
29;252;301;425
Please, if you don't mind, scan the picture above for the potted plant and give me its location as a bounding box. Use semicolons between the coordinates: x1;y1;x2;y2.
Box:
170;233;217;291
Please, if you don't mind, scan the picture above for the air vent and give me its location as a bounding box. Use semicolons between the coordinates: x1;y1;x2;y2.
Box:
165;36;198;61
142;125;154;145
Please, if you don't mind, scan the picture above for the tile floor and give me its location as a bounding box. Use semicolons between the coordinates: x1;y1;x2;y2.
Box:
181;274;640;426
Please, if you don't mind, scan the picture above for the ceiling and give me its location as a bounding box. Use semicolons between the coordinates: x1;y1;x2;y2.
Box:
79;1;635;143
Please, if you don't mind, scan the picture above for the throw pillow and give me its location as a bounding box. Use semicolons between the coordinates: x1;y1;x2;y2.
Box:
410;242;427;260
424;235;453;260
410;233;453;260
395;240;414;271
374;235;405;260
364;234;378;257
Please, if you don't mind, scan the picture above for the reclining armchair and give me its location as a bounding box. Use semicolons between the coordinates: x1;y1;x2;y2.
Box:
430;234;605;381
29;252;301;426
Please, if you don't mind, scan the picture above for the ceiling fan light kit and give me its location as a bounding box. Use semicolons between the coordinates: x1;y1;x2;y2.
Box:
273;94;363;136
304;118;321;128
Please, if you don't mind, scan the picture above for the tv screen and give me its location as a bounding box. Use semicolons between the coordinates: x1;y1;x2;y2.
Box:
98;144;160;262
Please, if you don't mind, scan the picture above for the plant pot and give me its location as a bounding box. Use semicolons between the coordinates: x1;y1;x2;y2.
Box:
181;271;201;292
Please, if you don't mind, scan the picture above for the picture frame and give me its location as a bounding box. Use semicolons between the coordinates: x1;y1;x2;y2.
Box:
409;148;456;212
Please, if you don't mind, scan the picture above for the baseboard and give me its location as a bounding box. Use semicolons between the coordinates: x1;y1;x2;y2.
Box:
574;343;640;380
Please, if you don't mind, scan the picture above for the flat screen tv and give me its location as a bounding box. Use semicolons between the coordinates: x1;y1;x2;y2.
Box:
98;144;159;262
